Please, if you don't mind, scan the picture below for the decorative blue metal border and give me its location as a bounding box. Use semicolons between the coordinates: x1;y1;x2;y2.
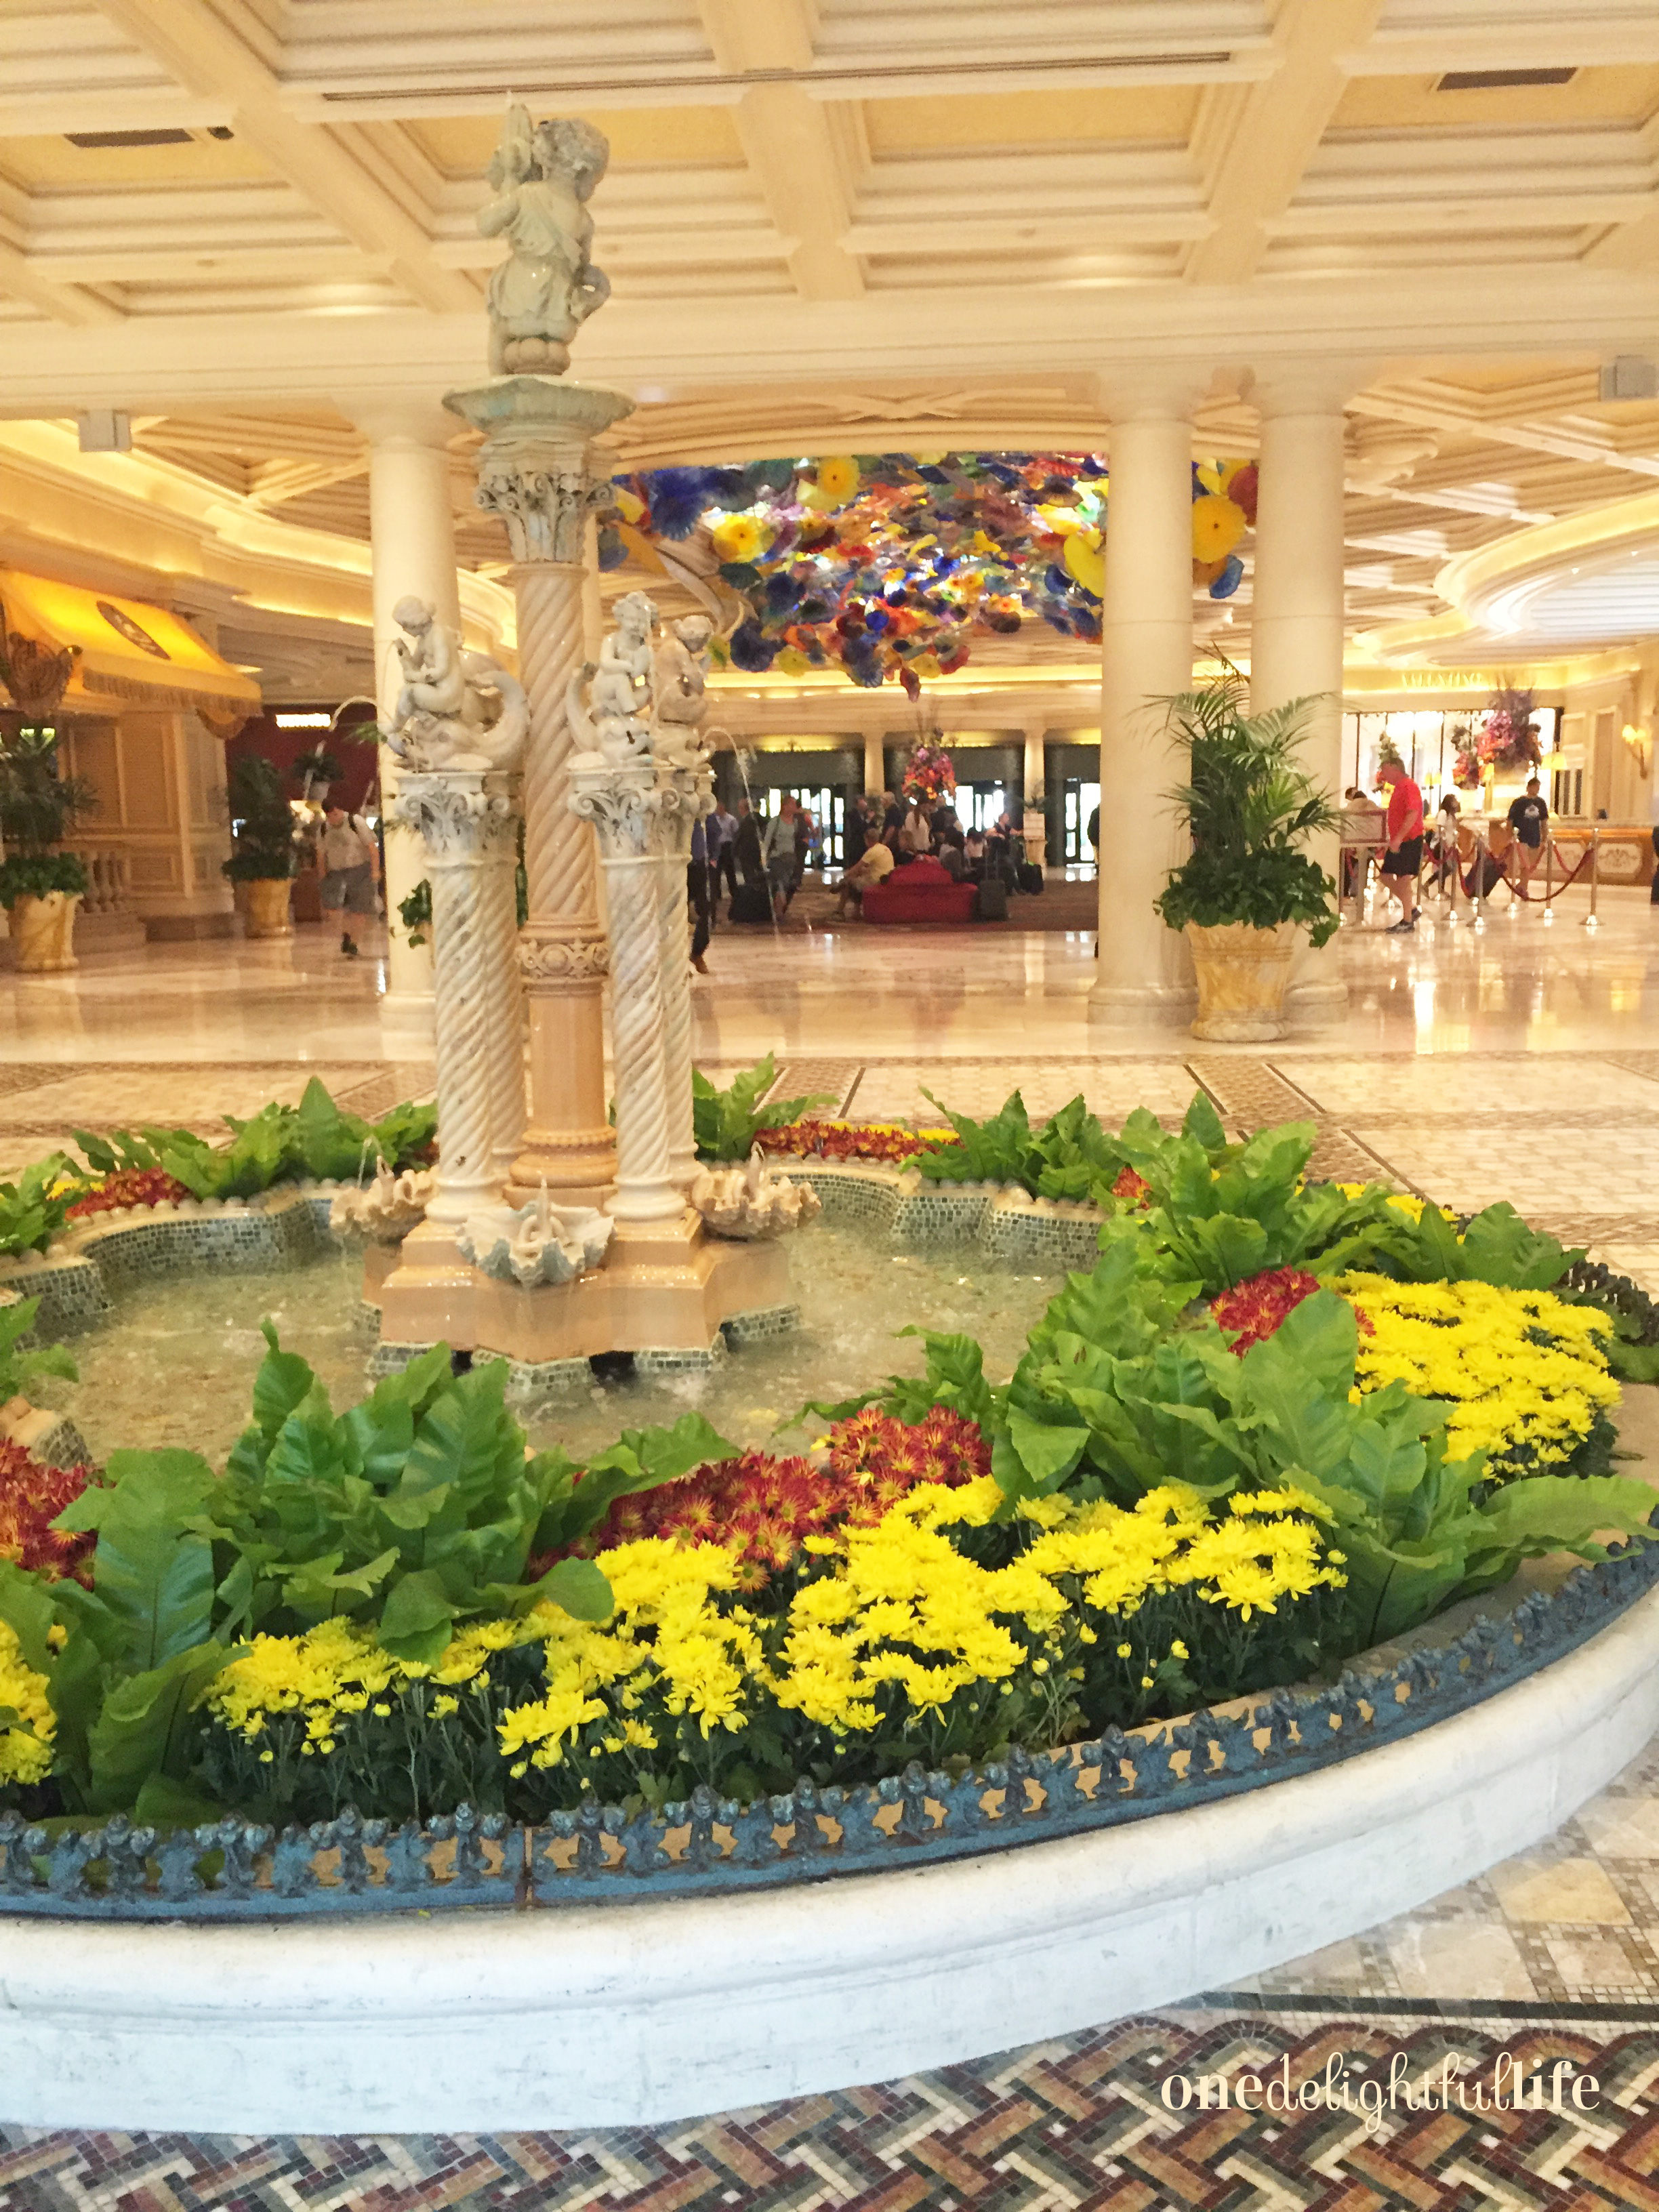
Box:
2;1537;1653;1921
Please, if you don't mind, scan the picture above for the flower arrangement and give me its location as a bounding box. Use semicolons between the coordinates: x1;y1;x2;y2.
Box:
190;1471;1346;1822
901;742;956;804
596;451;1256;695
0;1087;1654;1835
756;1120;957;1166
1336;1273;1619;1481
1477;682;1542;773
0;1440;94;1583
66;1167;192;1218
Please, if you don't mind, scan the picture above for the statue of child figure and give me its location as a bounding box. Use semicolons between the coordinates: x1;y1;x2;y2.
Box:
478;104;611;377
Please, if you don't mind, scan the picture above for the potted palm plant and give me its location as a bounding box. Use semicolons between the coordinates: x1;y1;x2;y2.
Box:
1153;676;1339;1042
0;728;95;972
223;752;298;937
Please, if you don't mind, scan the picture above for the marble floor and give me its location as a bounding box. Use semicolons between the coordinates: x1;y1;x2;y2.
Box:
5;887;1659;2196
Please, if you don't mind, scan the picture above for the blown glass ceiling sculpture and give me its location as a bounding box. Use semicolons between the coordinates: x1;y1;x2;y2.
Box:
596;451;1258;693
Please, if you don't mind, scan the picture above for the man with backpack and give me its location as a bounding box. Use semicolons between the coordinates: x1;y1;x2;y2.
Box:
317;800;380;957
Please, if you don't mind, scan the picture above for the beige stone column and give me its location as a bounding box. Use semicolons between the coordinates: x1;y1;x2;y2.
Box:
1251;370;1357;1010
360;404;462;1040
445;377;636;1209
1088;379;1204;1023
1021;718;1048;865
863;730;885;797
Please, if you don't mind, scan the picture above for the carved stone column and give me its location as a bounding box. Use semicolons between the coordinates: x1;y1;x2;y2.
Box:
658;760;713;1189
568;758;683;1226
445;375;635;1206
388;770;521;1230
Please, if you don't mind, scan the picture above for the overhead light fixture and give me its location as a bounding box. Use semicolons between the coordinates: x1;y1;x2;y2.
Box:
1436;67;1575;90
77;410;131;453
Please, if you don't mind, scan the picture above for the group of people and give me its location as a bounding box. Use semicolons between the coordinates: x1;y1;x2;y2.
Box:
834;793;1024;918
1343;764;1552;932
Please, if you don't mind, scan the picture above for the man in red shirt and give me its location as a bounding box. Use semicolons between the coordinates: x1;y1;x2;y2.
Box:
1376;758;1424;933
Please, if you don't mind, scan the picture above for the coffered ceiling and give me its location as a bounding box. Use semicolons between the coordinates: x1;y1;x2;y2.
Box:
0;0;1653;691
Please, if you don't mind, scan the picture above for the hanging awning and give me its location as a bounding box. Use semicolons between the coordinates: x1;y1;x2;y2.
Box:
0;571;260;728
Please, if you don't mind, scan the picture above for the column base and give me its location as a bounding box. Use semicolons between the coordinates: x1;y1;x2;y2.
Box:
371;1207;792;1364
1086;982;1198;1027
380;987;436;1051
506;1126;617;1213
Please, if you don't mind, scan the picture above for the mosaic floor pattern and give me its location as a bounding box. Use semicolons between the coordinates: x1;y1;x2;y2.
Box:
10;2014;1659;2209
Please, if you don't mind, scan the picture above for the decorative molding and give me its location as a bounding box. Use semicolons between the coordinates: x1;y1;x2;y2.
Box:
517;928;609;981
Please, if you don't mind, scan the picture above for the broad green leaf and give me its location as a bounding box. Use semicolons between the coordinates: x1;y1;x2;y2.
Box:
377;1568;455;1664
535;1556;614;1622
0;1557;58;1674
85;1642;239;1814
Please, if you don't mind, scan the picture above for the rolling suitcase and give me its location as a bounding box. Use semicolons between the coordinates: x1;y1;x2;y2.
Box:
975;878;1008;921
1017;861;1044;895
729;880;773;924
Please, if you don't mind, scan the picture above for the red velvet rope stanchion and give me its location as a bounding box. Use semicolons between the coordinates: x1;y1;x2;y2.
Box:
1507;840;1595;903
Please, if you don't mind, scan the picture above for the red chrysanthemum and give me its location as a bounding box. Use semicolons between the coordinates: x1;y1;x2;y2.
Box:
67;1168;192;1218
0;1441;96;1583
1111;1166;1151;1208
579;1410;993;1586
1210;1266;1373;1355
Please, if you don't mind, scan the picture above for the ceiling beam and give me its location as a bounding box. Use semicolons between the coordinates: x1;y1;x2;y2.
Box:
697;0;865;302
89;0;478;315
1185;0;1385;286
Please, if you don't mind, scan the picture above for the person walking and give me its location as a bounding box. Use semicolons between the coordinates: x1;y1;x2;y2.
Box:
688;814;712;974
1506;777;1549;893
317;800;380;957
1375;758;1425;933
762;793;800;922
708;796;739;908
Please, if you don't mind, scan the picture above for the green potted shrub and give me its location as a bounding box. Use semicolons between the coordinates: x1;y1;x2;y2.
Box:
0;728;95;972
1153;676;1339;1042
223;752;298;938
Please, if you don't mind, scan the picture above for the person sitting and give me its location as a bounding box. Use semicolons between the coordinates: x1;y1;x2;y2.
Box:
893;828;918;866
963;826;987;878
938;840;966;883
836;834;895;917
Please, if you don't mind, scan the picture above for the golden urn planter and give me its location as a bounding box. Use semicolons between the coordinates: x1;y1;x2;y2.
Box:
9;890;81;972
243;876;294;939
1185;919;1298;1042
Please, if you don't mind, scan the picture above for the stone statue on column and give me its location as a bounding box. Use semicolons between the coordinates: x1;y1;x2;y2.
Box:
384;597;529;773
478;106;611;379
447;99;635;1209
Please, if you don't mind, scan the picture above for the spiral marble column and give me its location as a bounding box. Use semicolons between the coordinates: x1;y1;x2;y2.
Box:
445;375;636;1206
569;760;683;1226
388;771;521;1229
658;760;713;1189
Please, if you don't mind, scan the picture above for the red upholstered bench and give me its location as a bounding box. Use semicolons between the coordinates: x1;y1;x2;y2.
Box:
862;855;979;924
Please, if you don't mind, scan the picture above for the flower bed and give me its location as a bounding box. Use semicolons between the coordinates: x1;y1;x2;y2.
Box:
0;1082;1653;1925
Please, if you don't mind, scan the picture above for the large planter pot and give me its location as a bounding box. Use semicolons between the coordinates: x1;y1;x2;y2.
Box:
9;889;80;972
242;876;293;939
1185;918;1298;1042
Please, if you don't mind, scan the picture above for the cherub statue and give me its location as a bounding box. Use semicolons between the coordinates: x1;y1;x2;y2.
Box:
478;104;611;377
655;619;716;765
384;596;529;773
392;595;467;726
569;590;657;764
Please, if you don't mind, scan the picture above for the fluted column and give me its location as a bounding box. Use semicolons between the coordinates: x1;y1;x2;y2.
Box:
389;772;520;1229
445;375;635;1207
1020;717;1048;864
1089;377;1204;1022
361;405;464;1040
1252;367;1359;1010
569;761;681;1225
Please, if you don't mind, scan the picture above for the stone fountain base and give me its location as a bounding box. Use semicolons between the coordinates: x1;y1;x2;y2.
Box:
370;1206;792;1364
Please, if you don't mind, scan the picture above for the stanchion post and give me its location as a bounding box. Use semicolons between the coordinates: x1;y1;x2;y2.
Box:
1584;827;1600;930
1473;830;1487;932
1542;832;1554;924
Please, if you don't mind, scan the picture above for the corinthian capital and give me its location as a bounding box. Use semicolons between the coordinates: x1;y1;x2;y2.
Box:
391;769;520;863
